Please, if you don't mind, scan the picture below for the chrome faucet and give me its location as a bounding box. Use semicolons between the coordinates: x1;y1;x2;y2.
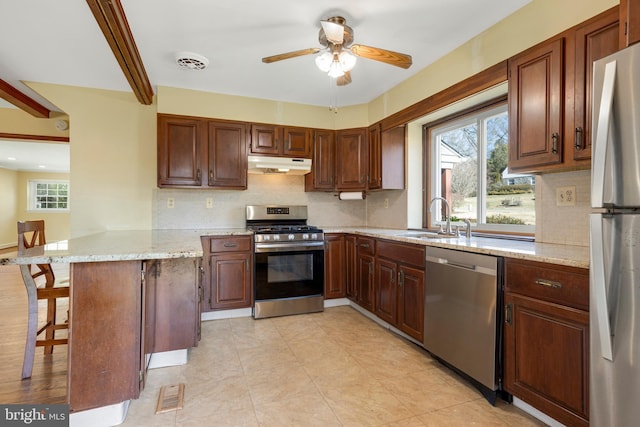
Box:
463;218;472;238
429;197;453;235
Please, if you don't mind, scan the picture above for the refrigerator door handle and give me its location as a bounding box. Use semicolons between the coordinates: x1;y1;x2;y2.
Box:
591;60;617;208
590;214;614;361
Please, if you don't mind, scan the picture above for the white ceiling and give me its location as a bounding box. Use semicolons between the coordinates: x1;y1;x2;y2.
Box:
1;0;530;110
0;140;69;173
0;1;531;173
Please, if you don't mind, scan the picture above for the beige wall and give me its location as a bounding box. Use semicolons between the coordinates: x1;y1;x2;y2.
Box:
0;168;18;248
0;107;69;138
9;0;616;238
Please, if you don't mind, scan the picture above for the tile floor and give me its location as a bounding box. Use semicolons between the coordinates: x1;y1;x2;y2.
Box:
122;306;544;426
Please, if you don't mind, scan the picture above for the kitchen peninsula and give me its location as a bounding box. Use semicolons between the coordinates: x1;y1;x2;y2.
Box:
1;228;588;425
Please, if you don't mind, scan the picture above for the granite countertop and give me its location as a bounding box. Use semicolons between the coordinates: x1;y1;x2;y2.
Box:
323;227;590;269
1;227;589;269
0;229;251;265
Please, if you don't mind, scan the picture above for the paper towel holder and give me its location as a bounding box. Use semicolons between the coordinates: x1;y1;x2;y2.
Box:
335;191;366;200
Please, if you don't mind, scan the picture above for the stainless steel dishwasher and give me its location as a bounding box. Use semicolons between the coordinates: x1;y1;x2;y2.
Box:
424;246;502;404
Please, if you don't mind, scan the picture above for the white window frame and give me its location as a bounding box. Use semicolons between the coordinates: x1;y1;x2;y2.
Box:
27;179;70;212
427;103;535;235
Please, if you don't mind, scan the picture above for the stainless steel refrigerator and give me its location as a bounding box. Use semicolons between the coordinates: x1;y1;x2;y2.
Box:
590;42;640;426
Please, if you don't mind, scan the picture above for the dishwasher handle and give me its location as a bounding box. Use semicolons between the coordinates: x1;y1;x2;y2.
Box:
426;256;476;271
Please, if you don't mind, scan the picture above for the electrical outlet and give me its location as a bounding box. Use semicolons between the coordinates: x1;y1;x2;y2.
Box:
206;198;213;209
556;186;576;207
384;198;389;209
167;198;175;209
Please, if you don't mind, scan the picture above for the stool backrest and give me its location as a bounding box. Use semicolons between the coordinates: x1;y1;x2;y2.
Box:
17;220;55;284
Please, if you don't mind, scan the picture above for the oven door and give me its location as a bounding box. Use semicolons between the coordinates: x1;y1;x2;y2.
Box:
254;242;324;301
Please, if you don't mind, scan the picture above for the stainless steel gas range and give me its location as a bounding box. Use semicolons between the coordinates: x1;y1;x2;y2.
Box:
246;205;324;319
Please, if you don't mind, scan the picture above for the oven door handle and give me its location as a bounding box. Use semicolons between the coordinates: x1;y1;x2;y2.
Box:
255;241;325;252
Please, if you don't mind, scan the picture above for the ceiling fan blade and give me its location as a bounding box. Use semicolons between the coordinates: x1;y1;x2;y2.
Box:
321;20;344;45
336;70;352;86
350;44;413;69
262;48;320;63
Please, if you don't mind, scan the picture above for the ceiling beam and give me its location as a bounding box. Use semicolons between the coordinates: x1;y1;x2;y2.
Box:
0;79;51;118
86;0;154;105
0;132;69;143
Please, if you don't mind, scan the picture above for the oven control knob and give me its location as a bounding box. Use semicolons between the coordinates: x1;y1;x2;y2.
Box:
288;234;295;240
302;233;309;240
273;235;280;241
263;235;270;241
311;233;318;240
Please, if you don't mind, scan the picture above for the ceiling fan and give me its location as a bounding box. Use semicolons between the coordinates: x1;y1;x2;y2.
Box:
262;16;412;86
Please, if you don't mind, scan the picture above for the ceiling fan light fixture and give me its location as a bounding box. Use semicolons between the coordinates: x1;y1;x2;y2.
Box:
315;51;333;72
339;51;357;72
328;60;345;78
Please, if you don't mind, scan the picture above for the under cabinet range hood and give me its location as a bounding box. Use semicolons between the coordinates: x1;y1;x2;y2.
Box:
247;155;311;175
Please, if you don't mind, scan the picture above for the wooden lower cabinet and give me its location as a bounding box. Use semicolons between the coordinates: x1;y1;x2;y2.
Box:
503;258;589;427
145;258;201;354
345;235;357;300
356;237;376;311
202;235;253;310
68;261;143;412
324;233;346;299
375;240;425;342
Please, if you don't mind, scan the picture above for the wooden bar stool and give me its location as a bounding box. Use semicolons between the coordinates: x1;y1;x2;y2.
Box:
17;220;69;379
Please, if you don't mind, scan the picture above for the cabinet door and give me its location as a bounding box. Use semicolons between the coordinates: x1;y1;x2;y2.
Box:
508;38;564;171
324;234;346;299
209;252;252;310
146;258;200;353
380;126;406;190
504;293;589;427
335;128;368;190
345;235;357;300
250;124;280;155
375;258;397;324
283;126;312;158
572;8;619;161
357;254;375;312
208;121;247;189
368;124;382;190
620;0;640;47
305;129;335;191
157;115;204;187
397;264;425;342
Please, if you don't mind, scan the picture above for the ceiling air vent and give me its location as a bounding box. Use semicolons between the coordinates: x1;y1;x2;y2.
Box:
175;52;209;70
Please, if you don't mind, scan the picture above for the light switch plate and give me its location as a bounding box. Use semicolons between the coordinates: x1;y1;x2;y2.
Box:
167;198;175;209
206;198;213;208
556;186;576;206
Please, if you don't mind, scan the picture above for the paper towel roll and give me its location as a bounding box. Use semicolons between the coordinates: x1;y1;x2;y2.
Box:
338;191;365;200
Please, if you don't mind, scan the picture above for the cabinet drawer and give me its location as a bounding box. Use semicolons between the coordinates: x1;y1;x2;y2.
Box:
357;237;375;255
377;240;425;268
505;258;588;310
208;236;252;253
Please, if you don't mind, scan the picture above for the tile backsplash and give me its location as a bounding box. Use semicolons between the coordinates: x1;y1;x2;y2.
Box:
536;169;590;247
153;174;366;229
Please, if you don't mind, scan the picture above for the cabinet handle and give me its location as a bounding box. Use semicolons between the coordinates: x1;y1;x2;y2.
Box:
535;278;562;289
551;132;559;154
574;127;583;151
223;242;238;248
209;169;213;181
196;169;201;180
505;303;512;326
360;243;370;248
398;271;404;287
369;263;373;275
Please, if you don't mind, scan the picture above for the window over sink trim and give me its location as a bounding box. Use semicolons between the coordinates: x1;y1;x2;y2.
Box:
423;96;535;237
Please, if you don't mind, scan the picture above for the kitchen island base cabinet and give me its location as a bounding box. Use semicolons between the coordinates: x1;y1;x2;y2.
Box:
503;258;589;427
68;261;143;412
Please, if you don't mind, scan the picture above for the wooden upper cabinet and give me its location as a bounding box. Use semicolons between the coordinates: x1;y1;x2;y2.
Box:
335;128;368;191
368;124;382;190
571;7;619;162
620;0;640;47
157;114;248;189
157;115;203;187
508;38;564;171
379;125;405;190
208;121;247;189
250;124;312;158
305;129;335;191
